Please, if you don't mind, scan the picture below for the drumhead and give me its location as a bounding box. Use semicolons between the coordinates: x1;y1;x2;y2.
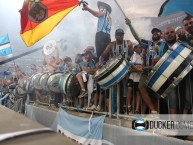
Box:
47;72;63;93
24;77;34;93
31;73;43;90
14;86;26;97
146;41;193;97
43;40;56;55
59;73;81;97
93;65;106;79
17;77;28;93
40;72;51;91
94;55;123;80
59;73;71;94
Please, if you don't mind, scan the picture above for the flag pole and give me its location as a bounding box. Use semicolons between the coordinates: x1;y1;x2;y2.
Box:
0;46;42;65
114;0;141;42
113;0;127;17
7;34;17;74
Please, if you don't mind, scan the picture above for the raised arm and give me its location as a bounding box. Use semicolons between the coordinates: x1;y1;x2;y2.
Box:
83;6;104;17
55;45;60;65
99;42;113;66
125;18;141;43
42;50;49;65
127;40;134;56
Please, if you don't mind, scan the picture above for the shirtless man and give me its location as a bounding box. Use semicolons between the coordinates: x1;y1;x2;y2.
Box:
42;45;60;73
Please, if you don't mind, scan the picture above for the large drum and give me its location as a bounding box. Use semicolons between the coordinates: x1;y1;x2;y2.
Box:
14;86;26;97
59;73;81;97
47;72;63;93
24;77;34;93
13;77;28;97
31;73;43;90
15;75;34;96
8;82;17;90
39;72;51;91
93;55;130;89
17;76;29;93
146;42;193;98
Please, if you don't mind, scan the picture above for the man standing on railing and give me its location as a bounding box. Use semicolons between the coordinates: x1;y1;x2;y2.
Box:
82;1;112;61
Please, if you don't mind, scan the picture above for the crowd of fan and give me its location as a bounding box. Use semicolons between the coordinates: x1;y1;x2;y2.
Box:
1;13;193;116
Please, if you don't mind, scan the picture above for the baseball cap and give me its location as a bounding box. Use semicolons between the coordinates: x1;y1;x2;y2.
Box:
175;26;182;33
76;53;82;57
81;50;92;56
97;1;112;13
151;28;162;34
64;57;72;62
115;28;124;35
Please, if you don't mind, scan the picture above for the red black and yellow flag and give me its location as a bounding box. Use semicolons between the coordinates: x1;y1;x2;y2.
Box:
20;0;79;47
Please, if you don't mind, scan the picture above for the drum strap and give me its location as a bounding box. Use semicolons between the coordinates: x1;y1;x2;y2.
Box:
119;45;122;54
113;42;117;57
123;40;127;57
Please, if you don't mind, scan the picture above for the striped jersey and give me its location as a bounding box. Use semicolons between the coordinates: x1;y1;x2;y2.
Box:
111;40;130;59
97;8;111;34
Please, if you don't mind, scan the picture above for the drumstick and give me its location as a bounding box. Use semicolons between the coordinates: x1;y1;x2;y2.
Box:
130;65;152;72
142;66;153;70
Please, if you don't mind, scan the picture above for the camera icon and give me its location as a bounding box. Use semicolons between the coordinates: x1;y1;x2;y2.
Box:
132;119;149;131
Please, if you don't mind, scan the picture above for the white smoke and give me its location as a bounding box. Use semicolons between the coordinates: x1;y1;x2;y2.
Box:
0;0;154;68
131;18;152;40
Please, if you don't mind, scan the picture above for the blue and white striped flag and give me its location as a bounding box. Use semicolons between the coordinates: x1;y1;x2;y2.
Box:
0;35;13;57
115;0;193;18
56;108;105;145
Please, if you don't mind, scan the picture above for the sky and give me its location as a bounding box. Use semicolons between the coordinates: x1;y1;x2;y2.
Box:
0;0;156;73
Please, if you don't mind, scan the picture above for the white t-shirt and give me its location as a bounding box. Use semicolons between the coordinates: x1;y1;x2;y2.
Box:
129;52;143;82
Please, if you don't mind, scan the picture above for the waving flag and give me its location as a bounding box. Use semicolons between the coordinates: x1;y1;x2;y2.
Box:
0;71;12;76
114;0;193;18
0;35;13;57
159;0;193;16
56;108;105;145
20;0;79;47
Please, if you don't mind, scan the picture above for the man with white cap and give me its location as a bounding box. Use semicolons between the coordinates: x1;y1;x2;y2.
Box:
82;1;112;61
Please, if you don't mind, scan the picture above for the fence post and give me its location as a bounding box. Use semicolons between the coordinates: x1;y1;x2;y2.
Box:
117;83;120;119
109;88;112;118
